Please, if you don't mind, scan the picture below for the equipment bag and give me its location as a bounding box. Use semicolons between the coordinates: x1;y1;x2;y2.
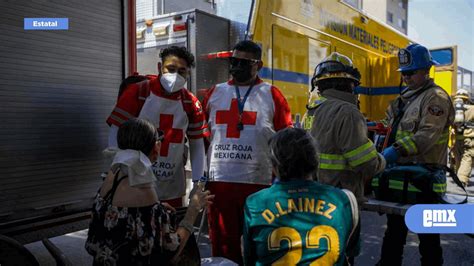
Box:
371;164;468;204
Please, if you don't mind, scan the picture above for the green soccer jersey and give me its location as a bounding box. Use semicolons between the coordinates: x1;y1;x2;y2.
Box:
243;180;357;266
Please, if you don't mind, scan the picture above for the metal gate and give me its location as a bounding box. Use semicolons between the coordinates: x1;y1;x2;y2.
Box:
0;0;125;243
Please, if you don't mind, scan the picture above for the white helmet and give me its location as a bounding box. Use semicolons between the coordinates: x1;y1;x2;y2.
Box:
456;88;470;100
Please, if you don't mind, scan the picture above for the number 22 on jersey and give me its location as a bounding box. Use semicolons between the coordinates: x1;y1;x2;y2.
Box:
268;225;340;265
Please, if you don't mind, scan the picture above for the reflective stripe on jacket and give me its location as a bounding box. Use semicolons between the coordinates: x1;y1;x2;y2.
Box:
386;79;454;164
309;89;386;202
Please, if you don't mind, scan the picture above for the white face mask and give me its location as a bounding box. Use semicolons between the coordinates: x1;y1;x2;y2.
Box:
160;72;187;93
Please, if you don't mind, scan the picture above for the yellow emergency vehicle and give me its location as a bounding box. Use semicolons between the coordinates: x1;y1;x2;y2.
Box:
247;0;458;121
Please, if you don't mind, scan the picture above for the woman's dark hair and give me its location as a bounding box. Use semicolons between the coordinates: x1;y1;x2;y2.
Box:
159;46;195;67
269;128;318;181
233;40;262;60
117;118;158;155
317;78;355;93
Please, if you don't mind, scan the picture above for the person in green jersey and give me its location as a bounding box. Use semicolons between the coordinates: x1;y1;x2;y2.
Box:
243;128;359;266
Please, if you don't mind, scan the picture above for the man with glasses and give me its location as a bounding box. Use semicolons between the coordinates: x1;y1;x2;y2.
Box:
203;40;292;264
377;44;454;266
106;46;209;208
306;52;386;265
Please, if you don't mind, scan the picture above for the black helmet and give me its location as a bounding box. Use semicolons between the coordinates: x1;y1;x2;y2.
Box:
311;52;361;91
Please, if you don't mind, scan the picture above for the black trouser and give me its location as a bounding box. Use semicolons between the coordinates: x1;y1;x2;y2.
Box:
346;218;361;266
378;214;443;266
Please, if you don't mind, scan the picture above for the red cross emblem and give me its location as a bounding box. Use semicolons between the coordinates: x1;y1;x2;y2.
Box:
158;114;184;157
216;98;257;138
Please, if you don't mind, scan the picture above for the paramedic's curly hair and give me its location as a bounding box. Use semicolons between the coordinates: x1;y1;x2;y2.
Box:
269;128;318;181
160;46;195;67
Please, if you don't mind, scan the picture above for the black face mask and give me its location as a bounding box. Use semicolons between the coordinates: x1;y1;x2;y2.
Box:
230;66;253;83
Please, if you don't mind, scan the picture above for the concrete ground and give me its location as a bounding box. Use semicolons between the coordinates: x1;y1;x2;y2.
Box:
24;211;474;266
24;174;474;265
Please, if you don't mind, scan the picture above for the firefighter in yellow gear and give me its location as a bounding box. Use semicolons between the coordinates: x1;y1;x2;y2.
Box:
377;44;454;266
307;52;386;265
307;52;386;202
452;89;468;171
453;88;473;187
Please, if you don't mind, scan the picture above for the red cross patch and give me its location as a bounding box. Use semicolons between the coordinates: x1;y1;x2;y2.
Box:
158;114;184;157
215;99;257;138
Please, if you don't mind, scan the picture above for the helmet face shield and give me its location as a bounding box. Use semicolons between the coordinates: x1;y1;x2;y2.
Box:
314;61;348;77
312;61;361;91
311;52;362;91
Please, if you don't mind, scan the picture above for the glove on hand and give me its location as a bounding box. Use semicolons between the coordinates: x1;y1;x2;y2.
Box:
382;146;399;166
367;121;377;127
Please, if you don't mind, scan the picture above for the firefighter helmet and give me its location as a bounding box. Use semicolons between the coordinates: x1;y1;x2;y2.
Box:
311;52;361;90
455;88;470;100
397;44;439;72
